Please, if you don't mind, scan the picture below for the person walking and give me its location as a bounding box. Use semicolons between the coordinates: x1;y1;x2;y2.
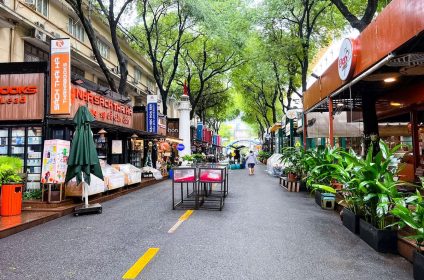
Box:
245;151;257;175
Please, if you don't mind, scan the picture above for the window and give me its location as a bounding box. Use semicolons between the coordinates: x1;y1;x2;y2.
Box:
134;67;142;83
71;65;85;77
24;42;49;62
25;0;48;17
96;39;110;59
68;17;84;42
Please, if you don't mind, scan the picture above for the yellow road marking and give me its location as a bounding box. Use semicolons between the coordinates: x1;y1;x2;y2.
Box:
179;210;194;221
122;248;159;279
168;210;194;233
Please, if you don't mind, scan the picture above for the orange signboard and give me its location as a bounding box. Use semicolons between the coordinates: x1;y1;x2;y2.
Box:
50;39;71;114
70;85;133;128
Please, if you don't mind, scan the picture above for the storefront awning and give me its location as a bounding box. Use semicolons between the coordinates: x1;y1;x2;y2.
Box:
303;0;424;112
269;123;282;133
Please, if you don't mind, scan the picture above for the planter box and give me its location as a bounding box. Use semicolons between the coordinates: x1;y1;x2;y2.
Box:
299;180;307;192
359;219;397;253
315;190;322;206
414;250;424;280
342;208;360;234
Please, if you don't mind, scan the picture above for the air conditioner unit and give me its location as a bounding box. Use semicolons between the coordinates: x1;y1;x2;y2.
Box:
34;21;45;29
51;32;61;39
111;66;120;74
133;77;139;84
25;0;36;9
90;52;96;60
136;88;142;95
32;29;47;42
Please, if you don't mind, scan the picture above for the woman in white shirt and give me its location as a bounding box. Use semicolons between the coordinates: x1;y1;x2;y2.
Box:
245;151;257;175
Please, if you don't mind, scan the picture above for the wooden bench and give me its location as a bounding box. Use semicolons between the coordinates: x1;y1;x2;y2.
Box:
279;177;300;192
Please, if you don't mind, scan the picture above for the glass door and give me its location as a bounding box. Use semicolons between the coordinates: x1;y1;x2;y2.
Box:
26;127;42;190
0;128;8;155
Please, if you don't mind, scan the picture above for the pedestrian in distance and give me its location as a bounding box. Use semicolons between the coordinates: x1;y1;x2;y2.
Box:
245;150;257;175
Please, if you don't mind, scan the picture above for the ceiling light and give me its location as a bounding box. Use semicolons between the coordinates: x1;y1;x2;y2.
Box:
390;102;402;107
384;77;397;83
337;103;344;107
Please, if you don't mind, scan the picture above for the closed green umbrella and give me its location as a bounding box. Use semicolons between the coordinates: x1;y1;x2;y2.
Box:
65;106;103;213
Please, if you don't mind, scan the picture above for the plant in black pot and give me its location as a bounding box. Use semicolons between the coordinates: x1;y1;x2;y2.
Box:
353;141;404;253
391;189;424;280
326;149;365;234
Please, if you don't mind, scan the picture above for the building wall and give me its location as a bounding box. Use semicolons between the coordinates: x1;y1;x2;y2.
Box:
0;0;157;105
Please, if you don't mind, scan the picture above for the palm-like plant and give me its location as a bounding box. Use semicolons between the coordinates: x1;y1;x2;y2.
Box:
391;188;424;252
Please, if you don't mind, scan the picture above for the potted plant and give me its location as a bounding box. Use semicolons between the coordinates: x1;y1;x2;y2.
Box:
280;147;303;181
353;141;403;253
391;190;424;279
305;146;342;206
0;156;24;215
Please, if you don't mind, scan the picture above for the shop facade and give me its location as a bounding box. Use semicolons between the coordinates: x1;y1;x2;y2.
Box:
302;0;424;182
0;61;161;191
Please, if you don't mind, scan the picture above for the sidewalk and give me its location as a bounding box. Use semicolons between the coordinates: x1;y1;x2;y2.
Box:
0;177;167;239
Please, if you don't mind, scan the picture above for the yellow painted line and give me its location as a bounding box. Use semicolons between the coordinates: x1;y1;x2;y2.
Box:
168;210;194;233
122;248;159;279
179;210;194;221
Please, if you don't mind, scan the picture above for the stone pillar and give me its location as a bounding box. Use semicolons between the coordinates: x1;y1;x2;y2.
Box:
178;95;192;157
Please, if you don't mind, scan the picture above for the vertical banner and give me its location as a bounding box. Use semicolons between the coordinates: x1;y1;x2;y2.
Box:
146;95;158;133
196;121;203;140
50;38;71;114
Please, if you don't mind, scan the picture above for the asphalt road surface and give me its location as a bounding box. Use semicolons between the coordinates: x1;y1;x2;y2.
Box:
0;164;413;280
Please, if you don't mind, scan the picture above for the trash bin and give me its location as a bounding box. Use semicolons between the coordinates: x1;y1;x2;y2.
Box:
1;184;23;216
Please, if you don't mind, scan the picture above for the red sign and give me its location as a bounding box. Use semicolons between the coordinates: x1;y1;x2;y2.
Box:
338;38;359;81
71;86;133;128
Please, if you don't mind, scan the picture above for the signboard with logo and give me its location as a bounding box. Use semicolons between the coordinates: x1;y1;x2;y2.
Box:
196;122;203;140
167;118;179;138
0;73;45;120
146;95;158;133
338;38;358;81
41;140;70;184
50;38;71;114
70;85;133;128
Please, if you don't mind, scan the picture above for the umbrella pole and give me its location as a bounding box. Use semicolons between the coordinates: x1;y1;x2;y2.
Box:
82;175;89;207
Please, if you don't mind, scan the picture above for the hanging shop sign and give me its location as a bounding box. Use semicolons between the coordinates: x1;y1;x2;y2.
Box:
70;85;133;128
338;38;358;81
50;38;71;115
196;122;203;140
146;95;158;133
0;73;45;120
167;118;179;138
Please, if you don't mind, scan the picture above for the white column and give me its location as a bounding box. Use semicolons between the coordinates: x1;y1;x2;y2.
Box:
178;95;192;157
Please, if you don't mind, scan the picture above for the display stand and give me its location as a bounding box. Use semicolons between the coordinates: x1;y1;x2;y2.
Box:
172;167;200;210
198;167;225;210
41;183;65;203
279;177;301;192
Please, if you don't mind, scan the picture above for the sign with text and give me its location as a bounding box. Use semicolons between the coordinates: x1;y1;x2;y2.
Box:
338;38;358;81
166;118;179;138
70;85;133;128
146;95;158;133
0;73;45;120
196;122;203;140
50;38;71;114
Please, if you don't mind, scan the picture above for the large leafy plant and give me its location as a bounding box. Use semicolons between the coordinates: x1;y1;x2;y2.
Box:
391;189;424;252
306;146;343;188
280;146;304;176
344;141;403;229
0;156;23;185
